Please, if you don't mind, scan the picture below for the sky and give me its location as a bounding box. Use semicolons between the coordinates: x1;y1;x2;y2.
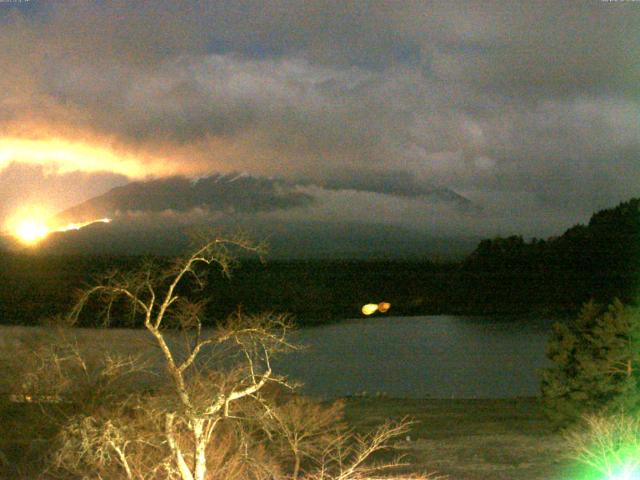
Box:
1;0;639;241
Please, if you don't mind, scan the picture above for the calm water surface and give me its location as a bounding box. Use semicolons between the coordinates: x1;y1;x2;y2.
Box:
275;315;555;399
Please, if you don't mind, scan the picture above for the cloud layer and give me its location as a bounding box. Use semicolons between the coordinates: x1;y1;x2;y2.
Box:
1;1;639;238
55;173;313;223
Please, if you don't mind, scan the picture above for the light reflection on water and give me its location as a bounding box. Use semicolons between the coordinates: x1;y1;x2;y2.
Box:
274;316;556;399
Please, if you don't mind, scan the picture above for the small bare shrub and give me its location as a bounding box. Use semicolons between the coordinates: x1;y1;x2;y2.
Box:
564;413;640;478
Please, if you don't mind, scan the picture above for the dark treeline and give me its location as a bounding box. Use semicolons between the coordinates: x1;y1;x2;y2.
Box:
1;198;639;325
463;198;640;275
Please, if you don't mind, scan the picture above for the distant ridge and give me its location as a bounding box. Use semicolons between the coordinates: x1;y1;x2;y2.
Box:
4;171;480;260
463;197;640;274
1;198;639;325
25;218;478;260
55;173;314;224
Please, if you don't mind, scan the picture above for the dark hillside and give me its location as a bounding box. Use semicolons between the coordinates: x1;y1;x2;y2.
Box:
463;198;640;274
1;199;639;325
458;198;640;312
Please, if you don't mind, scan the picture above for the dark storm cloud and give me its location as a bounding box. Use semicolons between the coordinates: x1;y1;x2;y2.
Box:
1;1;639;236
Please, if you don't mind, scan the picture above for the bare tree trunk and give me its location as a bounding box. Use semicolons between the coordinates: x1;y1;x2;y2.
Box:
292;451;301;480
166;413;195;480
192;418;208;480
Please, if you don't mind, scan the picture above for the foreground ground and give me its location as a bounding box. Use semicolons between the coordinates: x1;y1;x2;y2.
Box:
0;395;584;479
344;397;581;480
1;327;583;479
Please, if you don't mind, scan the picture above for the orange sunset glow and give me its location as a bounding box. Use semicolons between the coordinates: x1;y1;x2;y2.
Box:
6;207;112;246
13;218;49;245
0;137;170;178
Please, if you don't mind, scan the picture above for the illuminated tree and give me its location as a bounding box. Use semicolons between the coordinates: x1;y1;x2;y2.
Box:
564;413;640;479
54;235;295;480
7;234;426;480
541;299;640;429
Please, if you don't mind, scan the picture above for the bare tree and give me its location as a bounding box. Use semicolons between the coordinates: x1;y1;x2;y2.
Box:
256;396;348;479
564;413;640;479
7;235;441;480
60;235;295;480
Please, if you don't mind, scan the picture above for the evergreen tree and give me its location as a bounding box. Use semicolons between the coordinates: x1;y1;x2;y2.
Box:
541;299;640;428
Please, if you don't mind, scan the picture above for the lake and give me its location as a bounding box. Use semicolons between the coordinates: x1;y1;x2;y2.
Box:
275;315;556;399
0;315;556;400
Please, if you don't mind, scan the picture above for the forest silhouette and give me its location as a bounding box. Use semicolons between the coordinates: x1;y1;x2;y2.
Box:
1;198;638;325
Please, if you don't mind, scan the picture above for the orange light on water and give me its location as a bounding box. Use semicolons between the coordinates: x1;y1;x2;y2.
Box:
362;304;379;315
378;302;391;313
361;302;391;316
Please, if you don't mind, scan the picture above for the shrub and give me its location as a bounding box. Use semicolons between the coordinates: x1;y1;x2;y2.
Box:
564;413;640;479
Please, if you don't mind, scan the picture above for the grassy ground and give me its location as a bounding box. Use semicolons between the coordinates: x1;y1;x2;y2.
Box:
343;397;582;480
1;396;581;479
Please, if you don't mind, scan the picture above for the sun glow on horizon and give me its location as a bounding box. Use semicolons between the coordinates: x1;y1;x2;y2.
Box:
0;137;172;178
14;218;49;245
56;218;112;232
6;209;112;246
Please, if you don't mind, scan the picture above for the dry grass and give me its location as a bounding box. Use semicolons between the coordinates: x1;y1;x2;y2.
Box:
343;397;580;480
